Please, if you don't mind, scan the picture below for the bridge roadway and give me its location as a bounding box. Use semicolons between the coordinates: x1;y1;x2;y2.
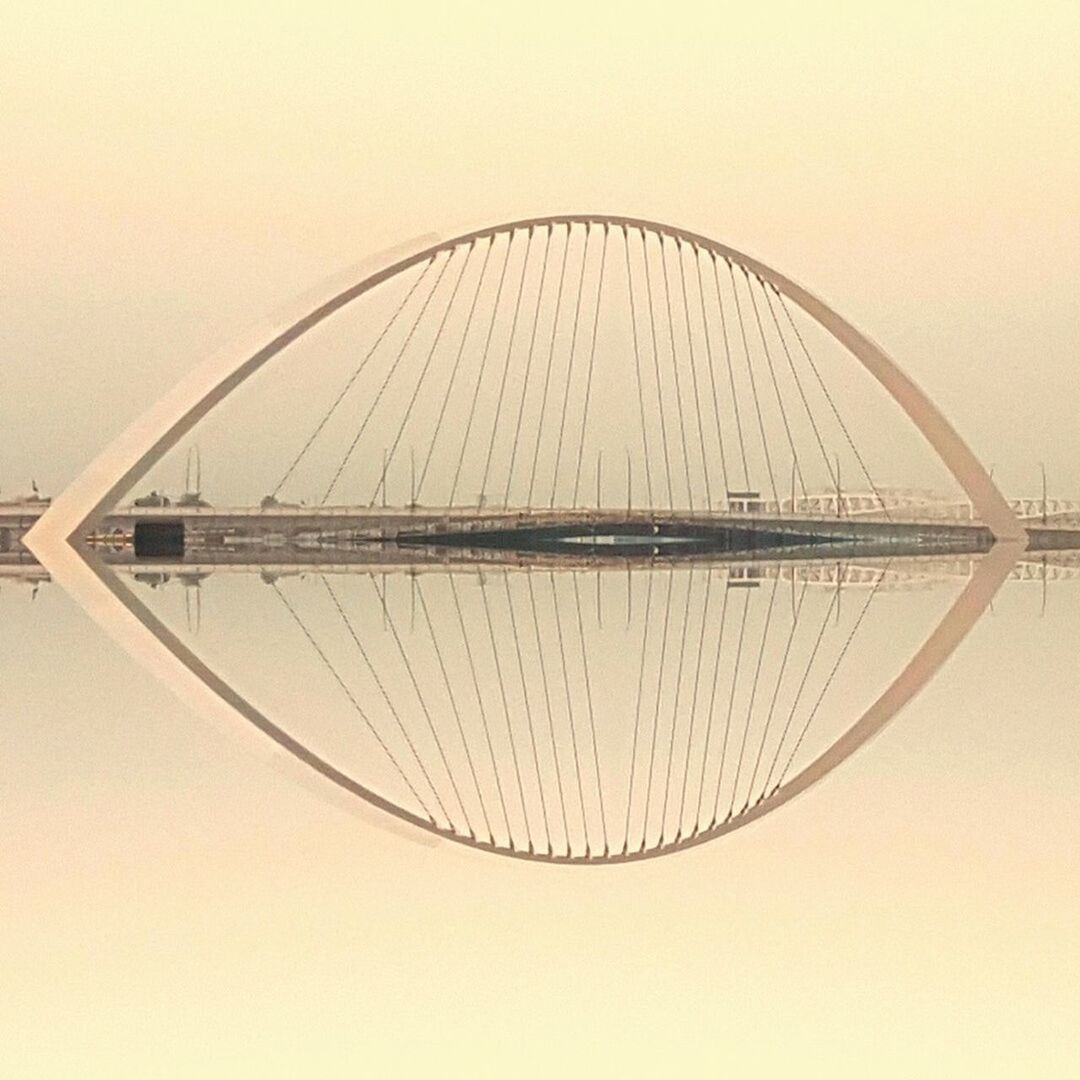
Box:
98;504;1080;550
6;502;1080;570
108;503;992;544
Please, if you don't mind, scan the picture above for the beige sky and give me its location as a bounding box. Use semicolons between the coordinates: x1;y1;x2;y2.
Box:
2;2;1078;499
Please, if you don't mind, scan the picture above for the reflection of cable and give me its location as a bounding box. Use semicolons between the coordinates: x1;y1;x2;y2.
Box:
760;577;842;797
676;567;713;837
362;578;473;829
527;572;571;855
778;561;891;787
744;579;808;809
622;569;655;853
479;572;534;852
449;574;512;844
728;572;780;819
549;570;591;853
712;585;751;825
659;567;697;843
503;572;552;854
271;579;438;824
572;572;608;853
695;572;733;828
415;578;493;844
641;568;676;849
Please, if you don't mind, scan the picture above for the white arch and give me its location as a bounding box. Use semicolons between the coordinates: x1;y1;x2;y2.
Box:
29;214;1021;546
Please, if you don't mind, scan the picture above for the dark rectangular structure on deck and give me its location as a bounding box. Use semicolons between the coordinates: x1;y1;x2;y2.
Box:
133;520;185;559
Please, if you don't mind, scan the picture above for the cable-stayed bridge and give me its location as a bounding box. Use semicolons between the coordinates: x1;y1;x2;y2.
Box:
16;214;1078;863
15;215;1080;568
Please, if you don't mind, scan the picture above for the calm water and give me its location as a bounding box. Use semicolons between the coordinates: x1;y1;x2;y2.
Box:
4;547;1079;1075
6;218;1080;1074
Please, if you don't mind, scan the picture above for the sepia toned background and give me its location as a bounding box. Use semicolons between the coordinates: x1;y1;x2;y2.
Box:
3;3;1079;1076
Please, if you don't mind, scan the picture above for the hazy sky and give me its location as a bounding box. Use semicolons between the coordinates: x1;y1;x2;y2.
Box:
3;5;1080;1077
2;3;1078;499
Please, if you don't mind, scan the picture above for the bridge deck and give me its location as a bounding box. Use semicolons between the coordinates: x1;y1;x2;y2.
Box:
6;504;1080;572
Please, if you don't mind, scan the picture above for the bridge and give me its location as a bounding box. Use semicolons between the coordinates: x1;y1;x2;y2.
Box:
19;213;1075;863
6;494;1080;575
